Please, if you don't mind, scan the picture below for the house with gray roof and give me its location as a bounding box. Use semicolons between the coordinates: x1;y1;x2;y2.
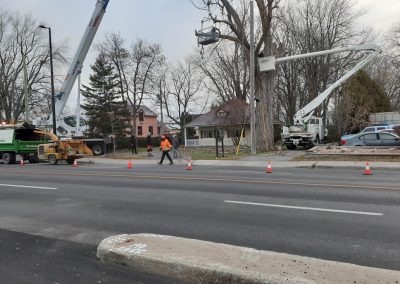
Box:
183;99;251;147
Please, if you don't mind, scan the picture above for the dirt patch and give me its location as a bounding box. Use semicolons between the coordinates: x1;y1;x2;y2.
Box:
294;145;400;161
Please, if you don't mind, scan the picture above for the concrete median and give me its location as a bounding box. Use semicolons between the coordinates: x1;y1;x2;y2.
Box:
97;233;400;284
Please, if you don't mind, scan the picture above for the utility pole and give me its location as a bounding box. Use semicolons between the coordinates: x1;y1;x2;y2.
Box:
39;25;57;135
23;55;28;122
250;0;256;154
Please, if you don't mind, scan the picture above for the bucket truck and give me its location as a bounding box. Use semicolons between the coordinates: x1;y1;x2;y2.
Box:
268;44;382;149
36;0;111;155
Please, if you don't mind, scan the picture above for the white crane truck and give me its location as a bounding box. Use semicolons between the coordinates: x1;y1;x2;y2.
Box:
36;0;111;155
260;43;382;149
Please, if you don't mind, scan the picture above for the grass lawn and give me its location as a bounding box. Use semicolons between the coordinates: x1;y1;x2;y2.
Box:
103;146;252;160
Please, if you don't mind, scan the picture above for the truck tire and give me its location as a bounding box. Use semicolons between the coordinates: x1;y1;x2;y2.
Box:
28;157;39;163
3;152;16;164
66;158;74;165
91;144;104;156
286;144;296;150
48;155;58;165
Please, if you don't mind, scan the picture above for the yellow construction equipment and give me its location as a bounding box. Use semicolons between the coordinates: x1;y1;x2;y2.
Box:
36;130;93;165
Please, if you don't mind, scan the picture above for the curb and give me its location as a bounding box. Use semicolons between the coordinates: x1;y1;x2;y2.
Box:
97;234;400;284
81;157;400;170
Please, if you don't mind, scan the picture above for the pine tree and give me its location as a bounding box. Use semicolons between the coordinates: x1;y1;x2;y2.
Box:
340;70;391;133
81;52;127;138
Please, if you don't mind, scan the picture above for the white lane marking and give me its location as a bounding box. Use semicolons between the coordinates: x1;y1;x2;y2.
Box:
224;200;384;216
0;183;58;190
217;169;295;175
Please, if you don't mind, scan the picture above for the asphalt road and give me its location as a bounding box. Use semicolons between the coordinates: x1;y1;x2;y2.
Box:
0;162;399;282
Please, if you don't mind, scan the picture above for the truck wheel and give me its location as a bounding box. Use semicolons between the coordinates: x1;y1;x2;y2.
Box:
66;158;74;165
286;144;296;150
28;155;39;163
48;155;58;165
91;144;104;156
3;152;16;164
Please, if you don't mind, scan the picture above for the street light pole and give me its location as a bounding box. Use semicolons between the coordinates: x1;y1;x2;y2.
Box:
39;25;57;135
250;0;256;154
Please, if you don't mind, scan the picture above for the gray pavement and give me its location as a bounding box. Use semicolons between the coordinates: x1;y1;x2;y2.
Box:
2;158;400;283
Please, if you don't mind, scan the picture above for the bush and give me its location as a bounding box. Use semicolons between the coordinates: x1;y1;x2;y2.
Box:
115;136;161;150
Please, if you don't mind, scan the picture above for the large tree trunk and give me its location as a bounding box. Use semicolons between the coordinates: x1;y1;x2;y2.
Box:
255;70;275;150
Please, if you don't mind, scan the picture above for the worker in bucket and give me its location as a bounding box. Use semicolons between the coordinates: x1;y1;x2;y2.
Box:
158;135;173;165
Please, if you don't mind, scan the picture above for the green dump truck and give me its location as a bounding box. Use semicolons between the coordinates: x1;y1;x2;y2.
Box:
0;124;51;164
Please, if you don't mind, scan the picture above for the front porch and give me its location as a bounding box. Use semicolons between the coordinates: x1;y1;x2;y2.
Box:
184;127;251;147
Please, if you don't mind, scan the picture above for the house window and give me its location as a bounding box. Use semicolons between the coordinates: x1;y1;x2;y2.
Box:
217;110;227;117
201;130;215;138
138;126;143;136
227;128;245;138
157;127;161;135
148;126;153;135
138;111;144;122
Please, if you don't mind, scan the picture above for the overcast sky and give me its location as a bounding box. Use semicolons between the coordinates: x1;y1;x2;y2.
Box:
1;0;399;109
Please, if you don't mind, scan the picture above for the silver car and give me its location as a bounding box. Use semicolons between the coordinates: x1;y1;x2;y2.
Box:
341;131;400;147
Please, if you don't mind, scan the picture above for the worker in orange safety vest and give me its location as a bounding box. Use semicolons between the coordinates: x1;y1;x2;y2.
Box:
158;135;173;165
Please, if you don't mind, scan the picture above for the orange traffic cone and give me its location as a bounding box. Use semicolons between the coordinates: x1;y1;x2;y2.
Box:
186;161;193;170
20;159;24;166
364;162;372;175
266;161;272;173
127;160;133;169
73;160;78;167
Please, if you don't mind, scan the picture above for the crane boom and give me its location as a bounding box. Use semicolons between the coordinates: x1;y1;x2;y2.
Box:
54;0;109;118
275;43;382;149
290;44;382;124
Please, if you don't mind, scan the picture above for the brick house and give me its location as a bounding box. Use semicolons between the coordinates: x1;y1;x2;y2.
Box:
126;105;160;137
127;105;173;138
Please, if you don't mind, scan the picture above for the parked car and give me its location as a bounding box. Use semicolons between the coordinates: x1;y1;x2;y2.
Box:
341;131;400;146
340;125;398;142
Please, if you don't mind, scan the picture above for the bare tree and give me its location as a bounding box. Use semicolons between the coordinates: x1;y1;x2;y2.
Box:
193;0;280;150
0;10;67;122
127;39;165;136
368;21;400;110
97;35;165;136
95;33;130;107
195;41;249;103
388;22;400;56
163;57;206;130
274;0;372;140
368;55;400;110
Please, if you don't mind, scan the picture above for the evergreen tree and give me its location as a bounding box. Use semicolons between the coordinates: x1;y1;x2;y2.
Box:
339;70;391;134
81;52;127;138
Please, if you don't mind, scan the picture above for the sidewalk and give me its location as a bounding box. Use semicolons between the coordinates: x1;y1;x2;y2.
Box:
80;154;400;169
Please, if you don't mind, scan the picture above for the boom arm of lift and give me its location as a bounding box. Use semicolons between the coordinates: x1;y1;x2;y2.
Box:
275;43;382;126
51;0;109;128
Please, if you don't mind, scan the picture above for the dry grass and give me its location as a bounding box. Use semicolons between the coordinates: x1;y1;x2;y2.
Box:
180;146;249;160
